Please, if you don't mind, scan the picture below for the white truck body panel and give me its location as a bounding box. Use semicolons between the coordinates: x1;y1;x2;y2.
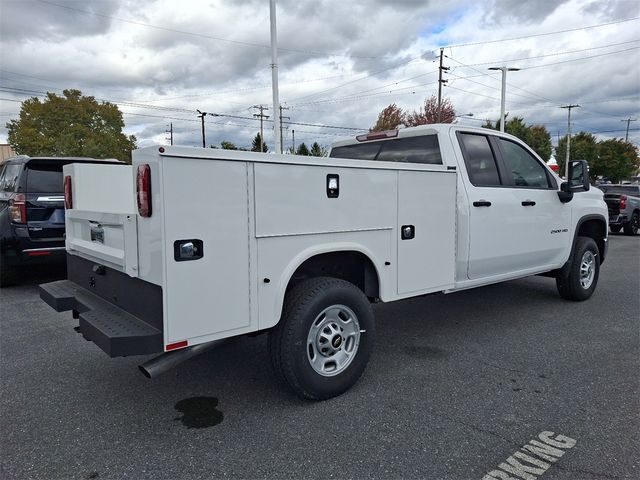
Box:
58;124;608;352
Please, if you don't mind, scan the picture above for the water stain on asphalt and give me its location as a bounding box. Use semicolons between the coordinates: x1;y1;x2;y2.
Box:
404;345;449;359
174;397;223;428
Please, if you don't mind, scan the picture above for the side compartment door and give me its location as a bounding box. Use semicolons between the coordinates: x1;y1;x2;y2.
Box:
397;170;456;294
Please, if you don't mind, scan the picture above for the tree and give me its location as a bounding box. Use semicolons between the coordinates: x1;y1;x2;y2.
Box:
596;139;639;183
555;132;599;176
309;142;327;157
6;89;136;163
406;95;456;126
483;117;552;162
370;103;406;132
296;143;310;156
251;133;268;152
221;140;238;150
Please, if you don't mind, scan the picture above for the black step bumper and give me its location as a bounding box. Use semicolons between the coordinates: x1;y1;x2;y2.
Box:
40;280;163;357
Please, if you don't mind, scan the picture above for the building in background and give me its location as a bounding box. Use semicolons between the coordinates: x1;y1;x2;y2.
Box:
0;144;17;164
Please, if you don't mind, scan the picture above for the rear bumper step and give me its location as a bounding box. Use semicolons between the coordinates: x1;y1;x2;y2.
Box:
40;280;163;357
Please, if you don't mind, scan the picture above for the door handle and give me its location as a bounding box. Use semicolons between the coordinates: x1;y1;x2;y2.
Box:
473;200;492;207
521;200;536;206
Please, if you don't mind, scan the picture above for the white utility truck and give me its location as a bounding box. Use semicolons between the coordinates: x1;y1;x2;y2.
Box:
40;124;608;400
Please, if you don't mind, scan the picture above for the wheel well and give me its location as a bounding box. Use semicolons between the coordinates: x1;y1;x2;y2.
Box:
288;251;380;300
577;218;607;264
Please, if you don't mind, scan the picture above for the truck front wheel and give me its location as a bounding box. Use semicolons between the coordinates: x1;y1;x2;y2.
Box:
556;236;600;301
269;277;375;400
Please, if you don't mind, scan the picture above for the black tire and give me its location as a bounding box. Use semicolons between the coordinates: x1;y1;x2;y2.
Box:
623;211;639;236
609;225;622;233
556;236;600;301
268;277;375;400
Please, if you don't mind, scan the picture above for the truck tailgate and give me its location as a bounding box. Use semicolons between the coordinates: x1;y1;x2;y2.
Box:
63;163;138;277
66;210;139;276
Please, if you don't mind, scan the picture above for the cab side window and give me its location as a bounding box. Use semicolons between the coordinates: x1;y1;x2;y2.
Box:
458;133;501;187
498;139;551;188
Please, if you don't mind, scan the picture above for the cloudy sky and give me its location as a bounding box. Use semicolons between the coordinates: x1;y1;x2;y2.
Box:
0;0;639;155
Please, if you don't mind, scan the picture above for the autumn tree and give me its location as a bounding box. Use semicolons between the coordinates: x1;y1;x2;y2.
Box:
370;103;406;132
310;142;327;157
6;89;136;163
555;132;599;176
406;95;456;126
251;133;268;152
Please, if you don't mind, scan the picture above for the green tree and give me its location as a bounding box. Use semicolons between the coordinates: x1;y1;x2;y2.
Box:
220;140;238;150
309;142;327;157
595;139;639;183
370;103;406;132
6;89;136;163
555;132;599;176
251;133;268;152
484;117;552;161
296;142;310;156
406;95;456;125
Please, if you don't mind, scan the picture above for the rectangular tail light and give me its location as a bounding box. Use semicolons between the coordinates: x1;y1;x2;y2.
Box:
64;175;73;209
9;193;26;223
136;164;152;217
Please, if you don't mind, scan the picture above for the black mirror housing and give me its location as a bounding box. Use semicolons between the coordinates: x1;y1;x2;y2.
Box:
569;160;590;191
558;182;574;203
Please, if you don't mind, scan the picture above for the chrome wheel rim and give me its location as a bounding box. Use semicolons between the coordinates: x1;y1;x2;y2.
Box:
579;251;596;289
307;304;361;377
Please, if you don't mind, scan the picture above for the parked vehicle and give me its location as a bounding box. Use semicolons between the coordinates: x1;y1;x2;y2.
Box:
0;156;122;286
39;125;608;400
599;184;640;235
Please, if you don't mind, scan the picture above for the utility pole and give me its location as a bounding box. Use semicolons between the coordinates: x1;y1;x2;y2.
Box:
561;104;580;179
621;118;637;142
197;110;207;148
292;129;295;154
253;105;269;152
165;122;173;146
269;0;281;154
488;66;520;132
279;106;290;154
437;48;449;123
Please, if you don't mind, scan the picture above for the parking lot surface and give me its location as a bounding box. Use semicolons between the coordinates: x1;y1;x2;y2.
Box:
1;235;638;480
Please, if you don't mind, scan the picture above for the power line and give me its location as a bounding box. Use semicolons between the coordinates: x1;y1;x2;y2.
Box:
35;0;386;60
445;16;639;49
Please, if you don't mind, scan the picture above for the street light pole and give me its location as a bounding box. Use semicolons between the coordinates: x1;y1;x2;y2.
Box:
269;0;281;154
561;104;580;179
488;66;520;132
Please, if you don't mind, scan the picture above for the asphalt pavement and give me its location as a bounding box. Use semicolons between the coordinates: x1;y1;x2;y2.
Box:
1;235;638;480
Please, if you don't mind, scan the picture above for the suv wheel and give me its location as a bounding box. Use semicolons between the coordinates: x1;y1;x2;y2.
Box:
623;212;639;235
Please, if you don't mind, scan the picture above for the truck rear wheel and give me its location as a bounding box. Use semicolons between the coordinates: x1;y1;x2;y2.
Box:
623;212;639;235
556;236;600;301
609;225;622;233
268;277;375;400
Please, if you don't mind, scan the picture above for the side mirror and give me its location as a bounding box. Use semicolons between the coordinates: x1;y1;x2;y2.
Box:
569;160;590;191
558;160;590;203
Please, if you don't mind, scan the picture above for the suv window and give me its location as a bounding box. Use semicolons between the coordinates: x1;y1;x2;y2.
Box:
26;163;64;192
602;185;640;195
330;135;442;164
458;133;501;187
499;139;551;188
0;164;21;192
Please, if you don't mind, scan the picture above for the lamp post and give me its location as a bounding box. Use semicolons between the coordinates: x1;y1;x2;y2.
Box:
488;67;520;132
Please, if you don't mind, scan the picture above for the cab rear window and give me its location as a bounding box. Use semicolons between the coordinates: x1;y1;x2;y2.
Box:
26;164;64;193
330;135;442;164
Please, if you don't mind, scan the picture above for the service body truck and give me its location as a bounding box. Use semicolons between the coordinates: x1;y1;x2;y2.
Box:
40;124;608;400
